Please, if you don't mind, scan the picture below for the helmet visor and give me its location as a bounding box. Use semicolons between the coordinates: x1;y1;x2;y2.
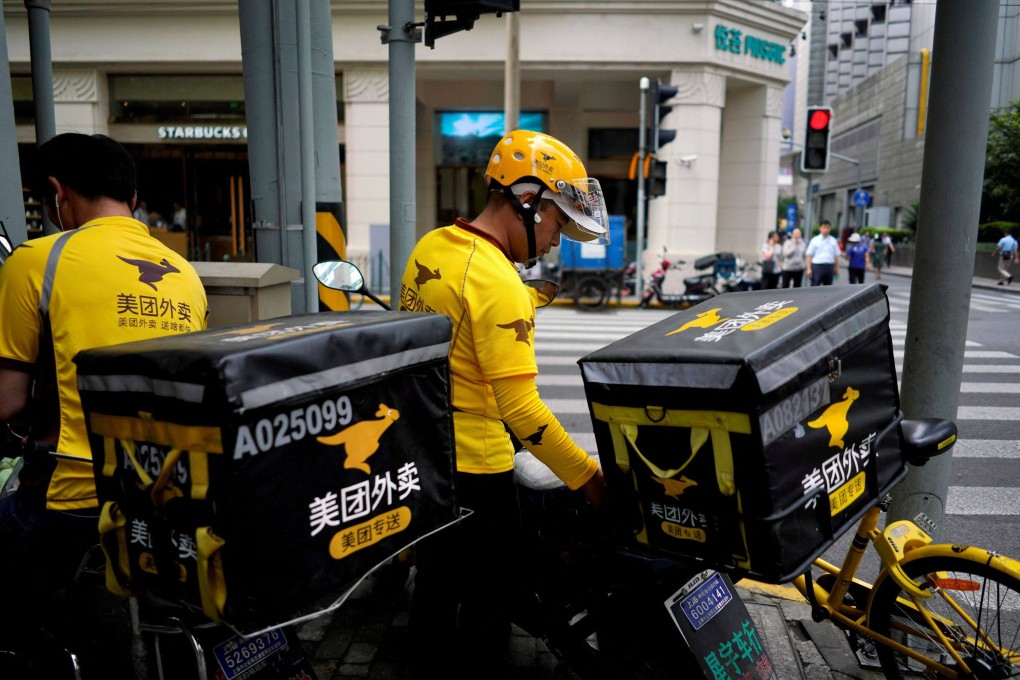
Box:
552;178;609;245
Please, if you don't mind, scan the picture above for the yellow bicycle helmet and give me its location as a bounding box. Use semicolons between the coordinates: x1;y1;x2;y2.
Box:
485;130;609;246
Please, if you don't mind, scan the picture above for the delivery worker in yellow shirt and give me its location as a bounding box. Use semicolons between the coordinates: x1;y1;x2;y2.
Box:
400;130;608;678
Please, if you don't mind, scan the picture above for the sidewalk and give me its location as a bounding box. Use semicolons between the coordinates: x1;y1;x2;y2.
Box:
294;264;1009;680
293;557;889;680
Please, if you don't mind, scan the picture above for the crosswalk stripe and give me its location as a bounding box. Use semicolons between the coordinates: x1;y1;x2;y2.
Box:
537;374;584;387
959;382;1020;393
536;342;619;353
535;355;585;366
545;398;592;414
957;406;1020;420
952;440;1020;458
893;350;1016;359
962;365;1020;373
947;487;1020;515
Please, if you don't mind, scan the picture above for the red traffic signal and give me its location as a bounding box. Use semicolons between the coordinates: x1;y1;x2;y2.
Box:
808;109;832;130
801;106;833;173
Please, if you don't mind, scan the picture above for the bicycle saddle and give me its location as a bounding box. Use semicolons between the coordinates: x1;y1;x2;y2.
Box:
900;418;957;466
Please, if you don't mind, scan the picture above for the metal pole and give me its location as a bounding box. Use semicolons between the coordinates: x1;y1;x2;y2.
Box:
886;0;998;539
24;0;54;145
311;0;348;311
25;0;57;234
803;172;814;241
504;12;519;134
385;0;418;300
0;7;28;249
635;77;649;298
296;0;317;313
856;160;862;229
239;1;283;266
832;152;862;231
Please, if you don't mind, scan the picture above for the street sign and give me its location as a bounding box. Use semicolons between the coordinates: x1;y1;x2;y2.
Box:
786;203;797;231
853;189;871;208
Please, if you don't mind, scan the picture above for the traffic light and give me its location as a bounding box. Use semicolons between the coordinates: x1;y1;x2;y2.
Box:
424;0;519;48
652;79;678;151
648;159;668;198
801;106;833;172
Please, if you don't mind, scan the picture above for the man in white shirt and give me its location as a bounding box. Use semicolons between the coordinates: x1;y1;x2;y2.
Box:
992;229;1019;285
805;220;841;286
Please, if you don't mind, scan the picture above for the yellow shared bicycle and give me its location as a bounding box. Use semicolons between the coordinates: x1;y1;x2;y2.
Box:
789;418;1020;679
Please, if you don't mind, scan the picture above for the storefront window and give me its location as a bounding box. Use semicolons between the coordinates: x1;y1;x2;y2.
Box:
436;110;546;166
11;76;34;124
110;75;247;122
109;74;343;123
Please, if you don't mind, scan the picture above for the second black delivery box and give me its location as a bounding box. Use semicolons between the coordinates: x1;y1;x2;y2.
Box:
75;310;456;633
579;284;904;583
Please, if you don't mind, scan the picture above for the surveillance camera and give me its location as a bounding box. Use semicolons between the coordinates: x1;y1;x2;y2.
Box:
679;155;698;163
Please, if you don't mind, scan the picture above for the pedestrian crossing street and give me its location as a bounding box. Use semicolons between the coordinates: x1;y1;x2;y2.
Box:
530;288;1020;550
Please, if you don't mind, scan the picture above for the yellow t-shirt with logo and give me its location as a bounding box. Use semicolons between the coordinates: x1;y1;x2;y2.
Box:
0;217;209;510
399;221;596;490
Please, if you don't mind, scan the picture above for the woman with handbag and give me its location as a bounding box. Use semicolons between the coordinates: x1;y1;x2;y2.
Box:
760;231;781;289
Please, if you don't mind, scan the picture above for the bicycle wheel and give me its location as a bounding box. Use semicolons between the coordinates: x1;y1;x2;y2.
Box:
868;554;1020;679
574;275;608;311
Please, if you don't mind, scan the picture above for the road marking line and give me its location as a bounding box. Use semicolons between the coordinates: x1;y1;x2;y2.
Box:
952;440;1020;458
957;405;1020;420
959;382;1020;393
947;487;1020;516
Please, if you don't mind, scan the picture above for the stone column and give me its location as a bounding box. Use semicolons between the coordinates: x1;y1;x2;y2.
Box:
53;69;106;135
647;69;725;264
715;84;783;259
343;68;389;266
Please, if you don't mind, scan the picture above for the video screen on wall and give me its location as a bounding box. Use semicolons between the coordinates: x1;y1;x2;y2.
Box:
437;111;546;166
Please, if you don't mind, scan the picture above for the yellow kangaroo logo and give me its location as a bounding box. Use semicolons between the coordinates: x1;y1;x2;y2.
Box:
652;475;698;499
807;386;859;449
666;308;727;336
317;403;400;474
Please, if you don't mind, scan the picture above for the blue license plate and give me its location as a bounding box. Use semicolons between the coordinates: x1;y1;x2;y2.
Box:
679;571;732;630
213;627;289;679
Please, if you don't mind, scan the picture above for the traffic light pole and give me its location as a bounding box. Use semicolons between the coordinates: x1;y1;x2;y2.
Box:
830;152;862;229
886;0;998;539
635;77;650;299
802;171;814;240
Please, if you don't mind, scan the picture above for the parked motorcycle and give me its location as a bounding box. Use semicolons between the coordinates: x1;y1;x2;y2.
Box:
315;260;741;679
639;251;730;309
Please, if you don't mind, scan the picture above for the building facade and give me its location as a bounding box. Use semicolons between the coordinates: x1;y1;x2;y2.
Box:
785;0;1020;235
2;0;806;278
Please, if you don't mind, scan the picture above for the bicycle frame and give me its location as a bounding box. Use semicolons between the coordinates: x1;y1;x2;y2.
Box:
790;505;1020;677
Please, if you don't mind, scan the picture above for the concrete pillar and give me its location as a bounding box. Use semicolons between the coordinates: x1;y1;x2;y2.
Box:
342;68;390;272
648;69;725;263
716;83;783;259
53;69;107;135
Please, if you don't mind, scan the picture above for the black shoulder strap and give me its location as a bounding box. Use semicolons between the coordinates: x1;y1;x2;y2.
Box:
29;227;90;441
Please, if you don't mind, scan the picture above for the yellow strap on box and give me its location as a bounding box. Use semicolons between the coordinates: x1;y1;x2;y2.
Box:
92;411;220;501
196;527;227;621
89;412;223;453
98;501;141;597
591;403;751;496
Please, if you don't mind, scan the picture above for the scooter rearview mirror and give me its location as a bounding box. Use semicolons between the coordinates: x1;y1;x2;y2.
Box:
312;260;391;310
0;220;12;267
313;260;365;292
523;279;559;308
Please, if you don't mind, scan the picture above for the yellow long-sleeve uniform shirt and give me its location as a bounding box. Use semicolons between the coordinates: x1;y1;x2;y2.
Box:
399;220;597;490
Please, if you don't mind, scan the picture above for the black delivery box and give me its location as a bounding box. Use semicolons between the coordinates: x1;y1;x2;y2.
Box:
579;284;904;583
74;311;456;633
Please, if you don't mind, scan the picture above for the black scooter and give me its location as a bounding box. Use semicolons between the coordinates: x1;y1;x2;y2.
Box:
639;251;738;309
